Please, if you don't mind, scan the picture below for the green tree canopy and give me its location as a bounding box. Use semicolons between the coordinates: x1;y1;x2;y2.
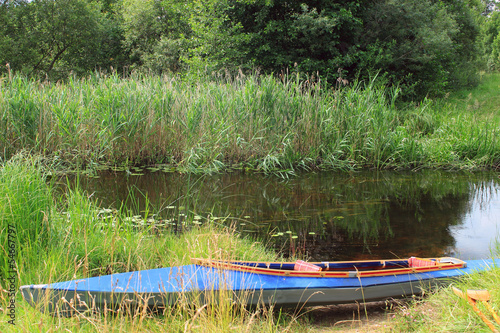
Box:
0;0;489;98
1;0;122;78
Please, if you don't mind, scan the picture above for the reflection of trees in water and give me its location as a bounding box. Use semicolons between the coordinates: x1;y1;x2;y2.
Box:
64;170;499;260
233;171;474;260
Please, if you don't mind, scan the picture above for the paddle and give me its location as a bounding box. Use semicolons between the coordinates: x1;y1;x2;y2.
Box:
467;290;500;325
453;287;499;332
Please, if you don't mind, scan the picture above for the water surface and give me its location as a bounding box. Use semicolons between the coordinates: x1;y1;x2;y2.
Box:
66;170;500;261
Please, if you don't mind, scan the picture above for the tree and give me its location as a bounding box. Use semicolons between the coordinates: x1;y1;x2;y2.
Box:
1;0;119;78
480;7;500;71
181;0;365;80
359;0;481;98
120;0;192;73
178;0;482;98
27;0;104;76
0;1;28;74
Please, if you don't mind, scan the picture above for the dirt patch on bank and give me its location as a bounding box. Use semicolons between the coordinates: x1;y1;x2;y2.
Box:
303;300;406;332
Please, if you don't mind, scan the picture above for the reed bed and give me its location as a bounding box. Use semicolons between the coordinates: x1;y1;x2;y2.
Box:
0;156;309;332
1;72;498;175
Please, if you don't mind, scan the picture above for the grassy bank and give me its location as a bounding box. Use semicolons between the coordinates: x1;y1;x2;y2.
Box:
390;264;500;332
1;72;499;175
441;73;500;124
390;240;500;332
0;156;309;332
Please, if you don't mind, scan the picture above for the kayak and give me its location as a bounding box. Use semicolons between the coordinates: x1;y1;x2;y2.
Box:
20;257;495;316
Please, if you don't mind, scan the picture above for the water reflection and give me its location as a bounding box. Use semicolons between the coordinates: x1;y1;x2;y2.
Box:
63;170;500;261
450;180;500;259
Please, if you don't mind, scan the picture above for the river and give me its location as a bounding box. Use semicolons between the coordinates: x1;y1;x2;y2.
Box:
65;169;500;261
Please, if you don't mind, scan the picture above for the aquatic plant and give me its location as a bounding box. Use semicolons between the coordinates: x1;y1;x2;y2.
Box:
1;72;498;174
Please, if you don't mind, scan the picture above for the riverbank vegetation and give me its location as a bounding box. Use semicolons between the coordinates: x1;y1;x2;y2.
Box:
1;71;499;176
2;1;500;175
391;263;500;332
0;156;312;332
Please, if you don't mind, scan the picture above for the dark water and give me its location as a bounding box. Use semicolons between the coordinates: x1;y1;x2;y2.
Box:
65;170;500;261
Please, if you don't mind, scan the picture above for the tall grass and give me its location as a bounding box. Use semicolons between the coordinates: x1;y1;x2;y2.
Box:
0;156;308;332
0;72;499;175
0;154;53;281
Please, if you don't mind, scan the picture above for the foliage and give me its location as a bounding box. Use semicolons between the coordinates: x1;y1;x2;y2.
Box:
120;0;190;73
481;10;500;71
360;0;481;98
0;0;489;98
0;0;124;79
177;0;483;98
215;0;364;79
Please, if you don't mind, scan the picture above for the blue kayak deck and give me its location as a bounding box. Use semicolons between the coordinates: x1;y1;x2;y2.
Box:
41;259;496;294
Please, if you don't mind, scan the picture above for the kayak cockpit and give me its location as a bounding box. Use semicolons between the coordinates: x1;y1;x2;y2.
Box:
191;257;467;278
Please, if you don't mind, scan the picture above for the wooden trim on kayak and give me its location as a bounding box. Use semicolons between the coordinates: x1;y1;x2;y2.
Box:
191;257;467;278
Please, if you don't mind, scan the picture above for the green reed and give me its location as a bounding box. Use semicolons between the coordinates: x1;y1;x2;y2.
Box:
0;72;498;174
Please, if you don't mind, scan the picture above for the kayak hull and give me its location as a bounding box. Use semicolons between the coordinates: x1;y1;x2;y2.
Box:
20;259;496;315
